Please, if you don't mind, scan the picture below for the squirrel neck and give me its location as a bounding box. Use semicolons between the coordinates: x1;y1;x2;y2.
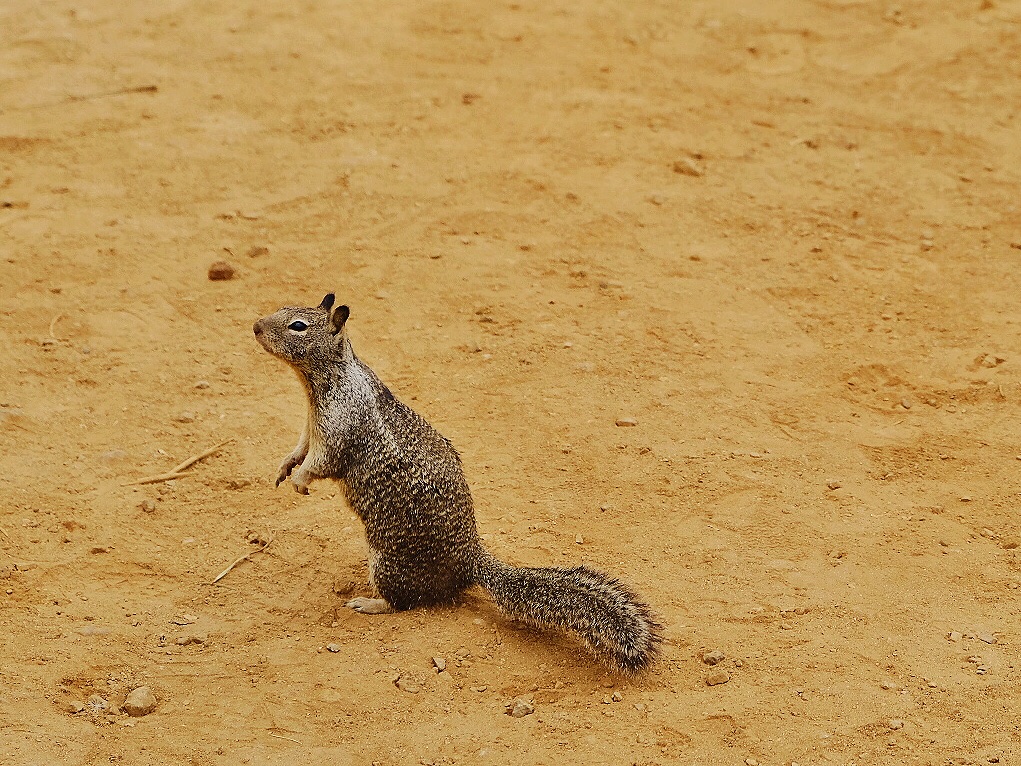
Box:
298;342;382;434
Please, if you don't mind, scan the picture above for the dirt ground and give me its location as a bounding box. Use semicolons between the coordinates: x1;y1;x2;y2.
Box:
2;0;1021;764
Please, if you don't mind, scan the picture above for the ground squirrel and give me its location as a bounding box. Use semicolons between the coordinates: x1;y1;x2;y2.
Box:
253;294;662;672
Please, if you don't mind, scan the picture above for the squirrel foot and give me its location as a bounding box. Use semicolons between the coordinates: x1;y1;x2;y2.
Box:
345;597;393;615
289;465;313;495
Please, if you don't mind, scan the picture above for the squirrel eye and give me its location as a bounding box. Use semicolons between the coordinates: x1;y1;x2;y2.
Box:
287;320;308;332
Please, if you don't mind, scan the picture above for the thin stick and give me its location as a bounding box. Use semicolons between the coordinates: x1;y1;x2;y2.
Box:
0;526;10;540
15;85;159;112
168;439;231;474
126;470;192;486
124;440;231;486
211;536;274;584
775;424;802;441
268;733;302;745
49;313;64;340
68;84;158;102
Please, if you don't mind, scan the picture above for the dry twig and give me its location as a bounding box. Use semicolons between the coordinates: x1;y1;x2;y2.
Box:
124;439;231;486
211;535;274;584
268;733;302;745
48;313;64;340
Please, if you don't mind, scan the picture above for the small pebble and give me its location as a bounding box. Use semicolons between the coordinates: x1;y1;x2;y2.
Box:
672;158;704;177
927;681;938;688
888;719;904;730
246;246;269;257
901;399;912;410
77;625;111;636
648;194;666;206
612;691;622;702
575;534;584;544
175;412;195;424
880;680;897;690
615;417;638;427
745;759;758;766
174;634;206;646
432;656;446;671
706;669;730;686
960;496;972;502
194;380;210;389
978;632;997;644
122;686;157;717
702;649;726;666
395;676;421;694
326;643;341;653
826;480;842;490
207;261;237;281
139;500;156;513
60;699;85;714
508;699;535;718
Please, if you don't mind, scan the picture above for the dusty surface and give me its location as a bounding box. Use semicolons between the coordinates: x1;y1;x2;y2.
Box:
2;1;1021;764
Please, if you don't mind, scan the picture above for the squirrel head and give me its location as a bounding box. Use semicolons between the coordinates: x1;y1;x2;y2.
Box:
253;293;351;372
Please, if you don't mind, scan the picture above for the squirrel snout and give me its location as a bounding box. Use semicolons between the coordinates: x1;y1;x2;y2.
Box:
253;319;264;336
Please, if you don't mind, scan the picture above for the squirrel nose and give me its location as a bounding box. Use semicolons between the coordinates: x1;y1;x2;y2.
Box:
253;319;264;336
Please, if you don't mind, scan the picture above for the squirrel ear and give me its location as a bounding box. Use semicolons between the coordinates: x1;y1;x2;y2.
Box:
330;304;350;334
319;293;336;311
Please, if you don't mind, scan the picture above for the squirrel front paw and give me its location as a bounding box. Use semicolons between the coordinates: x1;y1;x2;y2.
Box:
274;452;305;487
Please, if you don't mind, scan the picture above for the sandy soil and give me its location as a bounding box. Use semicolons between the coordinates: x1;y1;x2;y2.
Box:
2;1;1021;764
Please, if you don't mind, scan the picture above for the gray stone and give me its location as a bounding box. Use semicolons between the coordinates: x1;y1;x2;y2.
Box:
702;649;726;665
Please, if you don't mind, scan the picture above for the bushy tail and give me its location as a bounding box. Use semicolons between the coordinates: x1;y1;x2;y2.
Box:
476;554;662;673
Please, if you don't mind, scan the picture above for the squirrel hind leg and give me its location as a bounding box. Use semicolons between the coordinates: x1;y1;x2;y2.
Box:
345;597;393;614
